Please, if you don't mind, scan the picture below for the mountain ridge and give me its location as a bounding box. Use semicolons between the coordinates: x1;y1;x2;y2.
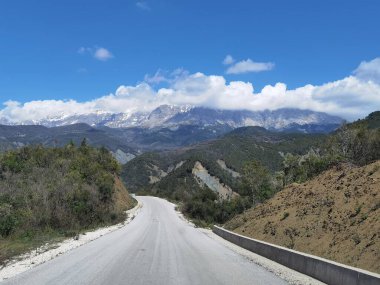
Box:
0;106;343;133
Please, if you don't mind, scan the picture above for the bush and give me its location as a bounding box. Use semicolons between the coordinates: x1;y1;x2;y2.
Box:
0;204;18;237
0;143;124;240
282;149;335;185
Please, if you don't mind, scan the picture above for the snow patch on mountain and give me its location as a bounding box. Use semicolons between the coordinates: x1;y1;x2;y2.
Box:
0;105;344;133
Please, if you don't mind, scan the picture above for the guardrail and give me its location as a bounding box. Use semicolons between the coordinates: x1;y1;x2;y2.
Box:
213;226;380;285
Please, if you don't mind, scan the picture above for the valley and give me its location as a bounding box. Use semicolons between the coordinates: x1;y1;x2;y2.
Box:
1;2;379;283
0;109;379;280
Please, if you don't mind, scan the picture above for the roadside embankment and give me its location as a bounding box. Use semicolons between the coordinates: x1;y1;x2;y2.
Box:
213;226;380;285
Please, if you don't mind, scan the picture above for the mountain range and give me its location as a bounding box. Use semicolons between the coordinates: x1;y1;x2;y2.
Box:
0;105;343;132
0;106;344;164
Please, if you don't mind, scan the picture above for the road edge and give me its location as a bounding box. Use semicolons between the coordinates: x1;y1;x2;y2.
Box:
0;200;143;282
163;196;325;285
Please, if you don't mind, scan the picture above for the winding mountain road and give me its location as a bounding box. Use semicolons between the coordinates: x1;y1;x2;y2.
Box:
2;196;288;285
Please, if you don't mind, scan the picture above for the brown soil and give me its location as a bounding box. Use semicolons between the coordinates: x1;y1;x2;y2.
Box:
225;161;380;273
113;176;136;212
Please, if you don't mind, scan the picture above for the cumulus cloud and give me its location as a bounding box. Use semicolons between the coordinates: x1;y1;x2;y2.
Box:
223;55;235;65
353;57;380;83
78;46;114;61
1;58;380;123
136;1;150;11
226;59;275;74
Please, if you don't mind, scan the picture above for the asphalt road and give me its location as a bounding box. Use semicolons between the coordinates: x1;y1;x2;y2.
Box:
2;196;287;285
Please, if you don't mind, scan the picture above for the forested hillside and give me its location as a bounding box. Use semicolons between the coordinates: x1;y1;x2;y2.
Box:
122;127;326;191
122;127;326;225
0;141;135;265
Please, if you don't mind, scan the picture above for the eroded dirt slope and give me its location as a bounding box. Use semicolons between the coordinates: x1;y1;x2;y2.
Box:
225;161;380;273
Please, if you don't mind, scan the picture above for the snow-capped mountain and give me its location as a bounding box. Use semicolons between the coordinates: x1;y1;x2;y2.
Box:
0;105;344;133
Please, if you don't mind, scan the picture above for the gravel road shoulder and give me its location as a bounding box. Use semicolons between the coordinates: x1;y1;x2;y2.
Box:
0;201;142;282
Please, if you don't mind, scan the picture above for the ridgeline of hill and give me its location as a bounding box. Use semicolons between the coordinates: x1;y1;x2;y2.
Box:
0;142;136;265
0;123;136;154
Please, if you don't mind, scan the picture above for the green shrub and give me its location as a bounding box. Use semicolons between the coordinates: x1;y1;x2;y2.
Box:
0;143;125;240
0;204;18;237
280;212;289;221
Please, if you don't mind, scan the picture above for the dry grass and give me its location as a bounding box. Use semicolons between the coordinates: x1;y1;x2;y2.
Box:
225;161;380;273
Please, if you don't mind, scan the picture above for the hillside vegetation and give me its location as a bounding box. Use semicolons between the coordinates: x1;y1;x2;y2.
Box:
122;127;325;192
123;111;380;228
281;111;380;185
225;161;380;273
122;127;325;225
0;123;136;155
0;141;135;265
224;111;380;273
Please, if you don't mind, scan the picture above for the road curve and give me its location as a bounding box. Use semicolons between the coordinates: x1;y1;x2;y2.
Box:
2;196;287;285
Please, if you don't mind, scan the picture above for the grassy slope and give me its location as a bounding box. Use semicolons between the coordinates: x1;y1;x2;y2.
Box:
225;161;380;273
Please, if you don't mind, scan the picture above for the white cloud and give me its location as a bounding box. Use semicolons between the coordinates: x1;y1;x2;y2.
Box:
1;58;380;123
226;59;275;74
78;46;113;61
94;48;113;61
136;1;150;11
353;57;380;83
144;68;189;85
223;55;235;65
144;70;169;85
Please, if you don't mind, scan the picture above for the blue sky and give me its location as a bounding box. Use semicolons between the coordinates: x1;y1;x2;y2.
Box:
0;0;380;121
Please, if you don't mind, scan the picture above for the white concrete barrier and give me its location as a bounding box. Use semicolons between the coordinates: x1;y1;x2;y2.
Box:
213;226;380;285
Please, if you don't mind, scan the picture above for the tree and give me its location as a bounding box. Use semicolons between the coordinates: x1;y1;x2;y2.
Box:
67;140;75;148
242;160;273;204
282;149;333;185
79;138;89;154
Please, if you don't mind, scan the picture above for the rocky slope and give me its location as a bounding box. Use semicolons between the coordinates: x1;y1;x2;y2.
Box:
122;126;326;192
225;161;380;273
192;161;238;200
